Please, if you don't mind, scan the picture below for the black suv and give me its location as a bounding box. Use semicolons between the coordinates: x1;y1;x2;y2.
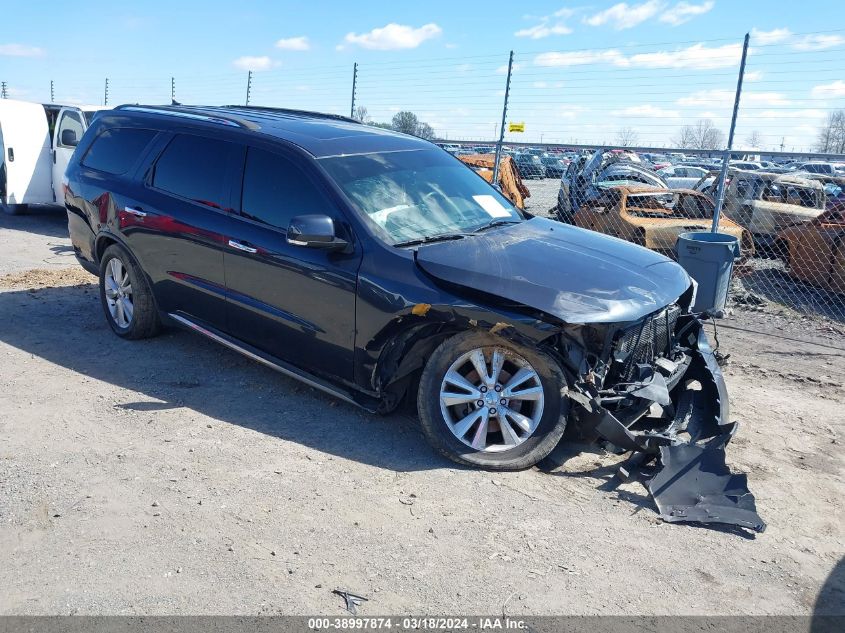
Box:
66;105;728;471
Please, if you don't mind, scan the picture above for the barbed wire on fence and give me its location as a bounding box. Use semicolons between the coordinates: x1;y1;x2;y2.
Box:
1;29;844;325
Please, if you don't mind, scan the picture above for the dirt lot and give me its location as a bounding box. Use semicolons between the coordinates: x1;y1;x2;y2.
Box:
1;208;843;616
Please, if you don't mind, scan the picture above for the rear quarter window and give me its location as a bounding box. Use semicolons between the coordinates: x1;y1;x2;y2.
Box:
82;128;157;175
152;134;237;210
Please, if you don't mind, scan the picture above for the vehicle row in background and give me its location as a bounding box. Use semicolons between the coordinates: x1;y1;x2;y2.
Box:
552;148;842;295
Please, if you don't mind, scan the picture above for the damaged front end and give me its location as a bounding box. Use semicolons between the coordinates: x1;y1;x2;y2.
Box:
565;303;766;534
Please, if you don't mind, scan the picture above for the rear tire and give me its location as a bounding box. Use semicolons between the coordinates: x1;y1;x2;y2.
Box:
99;244;161;340
417;330;569;470
1;203;28;215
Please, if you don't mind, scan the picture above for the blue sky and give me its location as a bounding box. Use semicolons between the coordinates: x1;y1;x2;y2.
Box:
3;1;844;149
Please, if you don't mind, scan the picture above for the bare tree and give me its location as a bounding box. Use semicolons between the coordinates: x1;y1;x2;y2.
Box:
744;130;763;148
673;119;725;150
673;125;698;149
391;111;420;135
415;122;436;140
615;126;639;148
816;110;845;153
353;105;369;123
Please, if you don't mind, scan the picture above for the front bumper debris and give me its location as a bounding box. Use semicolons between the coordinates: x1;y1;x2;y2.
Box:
570;320;765;534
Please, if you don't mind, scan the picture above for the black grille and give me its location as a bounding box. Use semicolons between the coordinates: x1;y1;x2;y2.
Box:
613;305;681;381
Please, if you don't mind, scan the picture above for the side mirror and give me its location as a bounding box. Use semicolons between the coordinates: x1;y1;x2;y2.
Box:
61;129;79;147
287;214;348;251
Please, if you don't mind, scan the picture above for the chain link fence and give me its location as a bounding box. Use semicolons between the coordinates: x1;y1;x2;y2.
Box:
2;30;844;327
457;144;844;325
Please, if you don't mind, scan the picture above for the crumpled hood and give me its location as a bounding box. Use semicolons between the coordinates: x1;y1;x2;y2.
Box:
415;217;691;324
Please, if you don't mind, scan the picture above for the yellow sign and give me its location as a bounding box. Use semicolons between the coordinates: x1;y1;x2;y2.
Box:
508;122;525;133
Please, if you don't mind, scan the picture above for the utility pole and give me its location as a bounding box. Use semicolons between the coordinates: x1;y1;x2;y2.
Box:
171;76;176;104
1;82;7;99
711;33;749;233
349;62;358;119
103;78;109;106
245;70;252;106
492;50;514;186
780;136;785;152
50;80;54;102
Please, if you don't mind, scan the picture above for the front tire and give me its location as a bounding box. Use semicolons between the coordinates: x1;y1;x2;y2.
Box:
417;330;569;470
99;244;160;340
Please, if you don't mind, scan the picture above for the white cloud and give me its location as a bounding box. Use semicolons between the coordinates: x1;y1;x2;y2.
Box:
659;1;714;26
275;36;310;51
515;7;574;39
0;43;45;57
612;104;680;118
343;23;441;50
515;23;573;38
677;90;791;107
584;1;663;30
756;109;826;119
750;28;792;45
792;34;845;51
534;42;743;70
744;70;763;81
496;63;522;74
534;49;627;67
626;42;743;69
232;56;277;71
811;80;845;98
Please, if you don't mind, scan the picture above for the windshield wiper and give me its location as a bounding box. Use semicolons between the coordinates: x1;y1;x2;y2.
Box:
394;232;470;248
472;218;521;233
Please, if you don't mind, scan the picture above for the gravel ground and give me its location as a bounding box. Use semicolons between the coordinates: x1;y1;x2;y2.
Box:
0;208;843;616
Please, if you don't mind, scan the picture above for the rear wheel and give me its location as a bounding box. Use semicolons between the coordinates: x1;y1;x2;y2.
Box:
99;244;161;340
1;203;28;215
417;330;569;470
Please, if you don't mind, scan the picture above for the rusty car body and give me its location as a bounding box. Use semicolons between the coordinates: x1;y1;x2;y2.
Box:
778;201;845;294
571;185;752;256
721;170;826;247
458;153;531;209
557;150;668;223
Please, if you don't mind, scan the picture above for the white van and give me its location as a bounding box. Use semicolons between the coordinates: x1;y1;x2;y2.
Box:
0;99;108;214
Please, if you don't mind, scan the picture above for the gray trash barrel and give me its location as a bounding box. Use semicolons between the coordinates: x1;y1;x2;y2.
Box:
675;231;741;314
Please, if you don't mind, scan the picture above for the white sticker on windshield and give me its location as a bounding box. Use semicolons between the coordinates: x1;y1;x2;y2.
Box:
473;194;511;218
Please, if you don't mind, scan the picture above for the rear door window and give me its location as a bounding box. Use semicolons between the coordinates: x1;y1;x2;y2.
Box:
82;128;157;175
238;147;331;230
153;134;237;210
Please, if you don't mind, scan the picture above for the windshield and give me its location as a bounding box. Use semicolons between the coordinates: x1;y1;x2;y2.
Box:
319;148;522;245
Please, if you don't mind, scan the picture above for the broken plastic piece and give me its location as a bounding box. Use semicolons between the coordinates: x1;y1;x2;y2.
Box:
647;441;766;533
332;589;368;615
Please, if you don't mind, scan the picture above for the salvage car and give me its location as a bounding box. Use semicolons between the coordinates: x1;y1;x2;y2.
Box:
722;170;826;248
777;202;845;294
656;165;709;190
457;153;531;209
513;152;546;179
540;155;567;178
557;150;667;223
0;98;108;214
571;186;751;256
63;105;763;531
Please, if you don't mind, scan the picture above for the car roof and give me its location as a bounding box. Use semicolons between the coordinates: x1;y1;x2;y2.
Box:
110;104;433;158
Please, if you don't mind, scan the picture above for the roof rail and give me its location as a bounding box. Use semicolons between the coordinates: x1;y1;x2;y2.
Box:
114;105;250;129
221;105;361;125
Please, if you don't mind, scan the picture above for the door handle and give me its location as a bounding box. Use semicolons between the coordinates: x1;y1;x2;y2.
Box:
228;239;258;254
124;207;147;217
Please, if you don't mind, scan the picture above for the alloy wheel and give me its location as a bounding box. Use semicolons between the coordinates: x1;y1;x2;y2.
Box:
439;347;545;452
104;258;134;329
